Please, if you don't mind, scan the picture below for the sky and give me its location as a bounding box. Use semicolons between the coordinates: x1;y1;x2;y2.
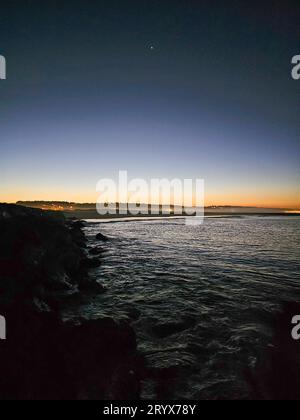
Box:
0;0;299;208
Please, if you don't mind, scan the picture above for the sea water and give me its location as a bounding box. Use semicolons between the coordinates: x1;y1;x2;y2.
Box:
63;216;300;399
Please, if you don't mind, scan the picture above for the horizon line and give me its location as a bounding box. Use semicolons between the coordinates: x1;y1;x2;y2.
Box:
4;200;300;211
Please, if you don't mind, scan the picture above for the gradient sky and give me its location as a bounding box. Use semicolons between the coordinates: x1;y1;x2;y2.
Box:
0;0;299;208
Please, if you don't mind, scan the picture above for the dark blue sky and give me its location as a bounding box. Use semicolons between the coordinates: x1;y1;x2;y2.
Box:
0;0;299;207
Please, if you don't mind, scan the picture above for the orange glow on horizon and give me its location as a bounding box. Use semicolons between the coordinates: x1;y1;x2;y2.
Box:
1;195;300;210
1;183;300;210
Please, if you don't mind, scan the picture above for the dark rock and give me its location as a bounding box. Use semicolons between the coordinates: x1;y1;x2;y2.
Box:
81;258;102;269
0;204;86;302
0;305;140;399
89;246;105;256
78;278;106;293
247;301;300;400
108;364;141;399
71;220;86;229
152;317;195;338
69;225;87;248
96;233;109;242
0;204;144;399
0;204;104;299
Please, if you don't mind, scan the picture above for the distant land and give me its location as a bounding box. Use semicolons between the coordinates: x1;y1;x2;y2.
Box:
12;201;299;219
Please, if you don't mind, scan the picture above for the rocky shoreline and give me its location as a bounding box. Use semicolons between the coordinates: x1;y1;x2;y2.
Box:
0;204;144;399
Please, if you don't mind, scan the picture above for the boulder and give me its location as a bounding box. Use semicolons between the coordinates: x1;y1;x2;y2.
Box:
89;246;105;256
0;305;140;399
81;258;102;269
96;233;109;242
247;301;300;400
152;316;196;338
71;220;86;229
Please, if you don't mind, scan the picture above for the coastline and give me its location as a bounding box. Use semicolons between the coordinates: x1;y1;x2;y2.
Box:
14;202;299;220
63;210;299;221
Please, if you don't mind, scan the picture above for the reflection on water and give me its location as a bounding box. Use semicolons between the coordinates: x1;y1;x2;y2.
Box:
63;216;300;399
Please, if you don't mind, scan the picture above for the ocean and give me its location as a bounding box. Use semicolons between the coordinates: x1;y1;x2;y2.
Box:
63;216;300;399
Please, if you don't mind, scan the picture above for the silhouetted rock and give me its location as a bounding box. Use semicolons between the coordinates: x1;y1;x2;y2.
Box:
152;316;196;338
81;257;102;269
0;204;86;301
71;220;86;229
0;305;140;399
78;278;106;293
247;301;300;400
0;204;143;400
0;204;108;299
96;233;109;242
89;246;105;256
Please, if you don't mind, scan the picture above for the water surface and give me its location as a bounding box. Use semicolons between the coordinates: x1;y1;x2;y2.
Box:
63;216;300;399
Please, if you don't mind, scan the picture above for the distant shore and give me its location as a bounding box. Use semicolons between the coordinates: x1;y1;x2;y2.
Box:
15;201;299;220
62;209;299;220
